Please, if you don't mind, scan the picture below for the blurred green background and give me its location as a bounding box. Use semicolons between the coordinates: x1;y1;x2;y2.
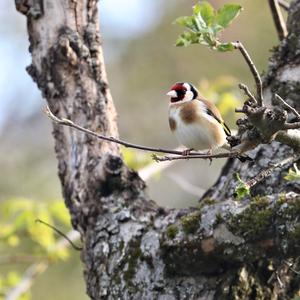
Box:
0;0;283;299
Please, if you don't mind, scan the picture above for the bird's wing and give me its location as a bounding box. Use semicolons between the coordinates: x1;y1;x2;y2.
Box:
197;97;231;137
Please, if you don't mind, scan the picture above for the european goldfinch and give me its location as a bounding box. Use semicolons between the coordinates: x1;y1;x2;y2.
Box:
166;82;231;154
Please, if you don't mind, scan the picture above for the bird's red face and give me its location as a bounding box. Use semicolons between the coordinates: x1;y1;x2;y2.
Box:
166;82;198;103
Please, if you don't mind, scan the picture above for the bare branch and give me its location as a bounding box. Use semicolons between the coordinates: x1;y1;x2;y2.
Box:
36;219;82;251
276;130;300;151
268;0;288;40
233;42;263;106
275;94;300;120
284;259;300;275
246;155;298;189
278;0;290;10
239;83;257;104
283;122;300;130
153;151;239;162
235;108;246;113
45;106;234;160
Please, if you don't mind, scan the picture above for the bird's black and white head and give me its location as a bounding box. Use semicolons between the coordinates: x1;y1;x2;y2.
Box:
166;82;199;103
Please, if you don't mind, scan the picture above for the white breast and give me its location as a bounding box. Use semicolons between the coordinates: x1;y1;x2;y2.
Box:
169;103;226;151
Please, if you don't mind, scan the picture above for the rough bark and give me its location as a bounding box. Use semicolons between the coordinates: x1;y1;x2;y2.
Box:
206;0;300;201
16;0;300;299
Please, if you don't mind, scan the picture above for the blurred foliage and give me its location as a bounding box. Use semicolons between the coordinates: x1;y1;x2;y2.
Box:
285;164;300;182
122;147;153;170
197;76;241;126
0;272;29;300
0;198;71;260
175;1;242;51
0;199;72;299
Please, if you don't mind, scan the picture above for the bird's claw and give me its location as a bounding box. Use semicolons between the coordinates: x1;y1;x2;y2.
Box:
182;148;193;156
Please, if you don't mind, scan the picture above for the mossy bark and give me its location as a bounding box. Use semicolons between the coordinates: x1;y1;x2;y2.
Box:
16;0;300;299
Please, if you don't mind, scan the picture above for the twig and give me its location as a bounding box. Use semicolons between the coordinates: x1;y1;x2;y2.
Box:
233;41;263;106
268;0;288;40
284;260;300;275
235;108;246;113
36;219;82;251
153;151;239;162
246;155;298;188
275;94;300;120
276;271;284;289
278;0;290;10
239;83;257;104
5;230;80;300
45;106;233;160
283;122;300;130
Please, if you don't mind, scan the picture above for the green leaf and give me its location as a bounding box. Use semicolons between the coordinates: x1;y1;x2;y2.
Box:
284;164;300;181
194;1;215;26
216;4;242;28
175;16;199;31
174;2;242;51
235;173;250;199
202;32;216;48
176;31;204;47
217;42;235;52
175;37;187;47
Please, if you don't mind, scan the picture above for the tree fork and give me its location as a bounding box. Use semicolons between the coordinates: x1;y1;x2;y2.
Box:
15;1;300;299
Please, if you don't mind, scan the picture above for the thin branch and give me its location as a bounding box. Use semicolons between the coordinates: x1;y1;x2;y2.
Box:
276;271;284;289
5;230;80;300
275;94;300;120
239;83;257;104
45;106;233;160
276;130;300;151
268;0;288;40
233;41;263;106
235;108;246;113
278;0;290;11
36;219;82;251
246;155;298;188
153;151;239;162
283;122;300;130
284;259;300;275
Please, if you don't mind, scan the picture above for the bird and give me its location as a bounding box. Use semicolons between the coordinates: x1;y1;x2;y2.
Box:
166;82;231;156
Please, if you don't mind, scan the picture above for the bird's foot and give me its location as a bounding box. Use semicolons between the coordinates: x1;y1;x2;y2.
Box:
182;148;193;157
207;148;213;165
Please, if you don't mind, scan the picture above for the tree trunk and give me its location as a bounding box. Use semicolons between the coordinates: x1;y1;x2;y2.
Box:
16;0;300;299
205;0;300;201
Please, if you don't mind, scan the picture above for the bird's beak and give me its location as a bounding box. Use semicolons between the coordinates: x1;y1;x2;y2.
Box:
166;90;177;98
